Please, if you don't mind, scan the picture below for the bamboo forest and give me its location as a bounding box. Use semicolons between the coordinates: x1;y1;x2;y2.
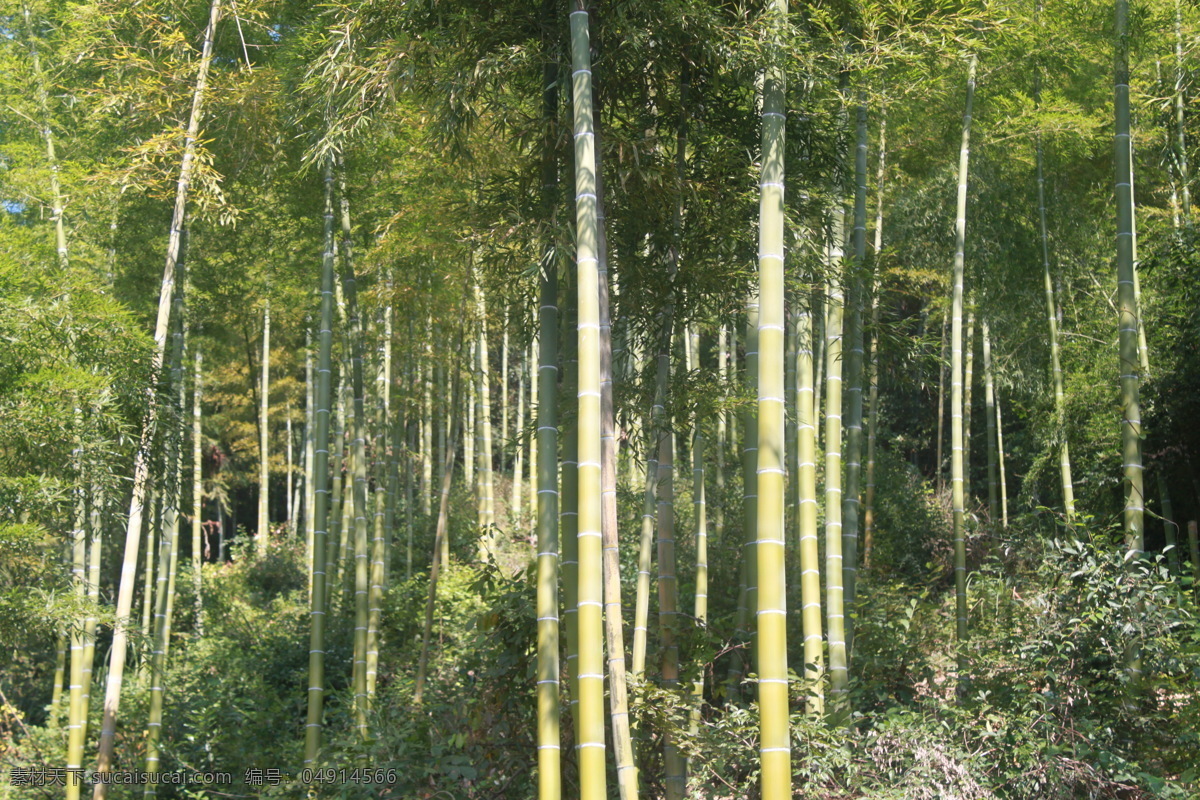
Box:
4;0;1200;797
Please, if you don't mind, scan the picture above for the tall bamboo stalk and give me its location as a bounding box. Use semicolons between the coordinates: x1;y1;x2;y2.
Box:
145;287;187;796
842;94;869;658
595;113;639;798
688;325;709;738
864;104;887;569
984;320;1000;524
93;4;222;791
1034;56;1076;518
950;57;977;683
303;160;337;766
258;300;271;554
336;162;372;739
756;11;791;789
193;344;204;632
797;291;823;715
1114;0;1145;599
415;366;464;705
824;202;849;723
533;35;560;791
569;8;605;797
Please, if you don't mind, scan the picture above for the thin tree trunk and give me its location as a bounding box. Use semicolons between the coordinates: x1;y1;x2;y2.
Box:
512;350;525;524
423;329;434;515
755;18;791;791
93;5;221;789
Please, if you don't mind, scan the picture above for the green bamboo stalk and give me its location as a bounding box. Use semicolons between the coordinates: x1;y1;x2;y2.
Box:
1034;47;1076;518
962;308;975;503
258;299;271;554
303;161;336;766
1189;521;1200;606
688;326;708;739
797;294;823;714
996;389;1009;528
1115;0;1144;584
569;8;605;797
984;321;1000;524
842;94;869;658
727;290;759;695
755;12;791;789
864;104;887;570
415;364;464;706
65;438;87;800
80;482;102;746
512;349;526;524
145;286;188;796
19;0;68;270
193;341;205;632
533;49;561;789
90;1;220;777
423;326;434;515
1159;478;1179;575
595;119;639;798
477;284;496;538
950;57;977;687
337;162;372;739
305;330;317;590
1175;0;1192;225
367;268;393;700
824;203;849;724
716;324;727;537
